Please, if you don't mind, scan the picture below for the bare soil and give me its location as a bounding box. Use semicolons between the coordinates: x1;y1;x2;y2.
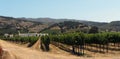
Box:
0;40;120;59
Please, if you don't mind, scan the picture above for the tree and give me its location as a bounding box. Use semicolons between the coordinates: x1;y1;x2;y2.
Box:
89;26;99;33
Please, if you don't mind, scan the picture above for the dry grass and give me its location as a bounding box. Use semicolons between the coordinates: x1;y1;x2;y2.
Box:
0;40;120;59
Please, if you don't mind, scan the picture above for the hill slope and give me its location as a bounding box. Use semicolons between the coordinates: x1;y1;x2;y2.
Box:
41;21;90;34
20;17;120;32
0;16;120;35
0;16;48;34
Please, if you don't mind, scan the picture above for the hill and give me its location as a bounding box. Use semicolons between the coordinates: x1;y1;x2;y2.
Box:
100;21;120;31
41;21;90;34
0;16;120;35
0;16;48;35
18;18;68;25
24;18;120;32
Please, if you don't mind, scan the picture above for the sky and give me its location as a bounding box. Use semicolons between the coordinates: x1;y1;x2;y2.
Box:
0;0;120;22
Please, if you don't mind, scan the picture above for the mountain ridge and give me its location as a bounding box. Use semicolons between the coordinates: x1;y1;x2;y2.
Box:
0;16;120;34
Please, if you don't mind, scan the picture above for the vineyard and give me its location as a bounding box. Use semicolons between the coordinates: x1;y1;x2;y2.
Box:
2;36;39;47
2;32;120;56
42;32;120;55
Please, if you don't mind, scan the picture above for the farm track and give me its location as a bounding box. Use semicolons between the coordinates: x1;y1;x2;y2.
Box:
0;40;86;59
0;40;120;59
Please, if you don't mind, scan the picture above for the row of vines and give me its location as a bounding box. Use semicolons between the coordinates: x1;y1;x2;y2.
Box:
42;32;120;55
2;36;39;47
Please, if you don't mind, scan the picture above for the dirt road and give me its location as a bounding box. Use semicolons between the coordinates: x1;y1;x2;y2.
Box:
0;40;120;59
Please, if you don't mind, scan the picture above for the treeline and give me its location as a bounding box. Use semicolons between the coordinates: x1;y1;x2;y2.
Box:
42;32;120;55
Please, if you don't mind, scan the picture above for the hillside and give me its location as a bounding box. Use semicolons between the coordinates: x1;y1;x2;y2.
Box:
21;17;120;32
100;21;120;31
18;18;68;25
0;16;48;35
0;16;120;35
41;21;90;34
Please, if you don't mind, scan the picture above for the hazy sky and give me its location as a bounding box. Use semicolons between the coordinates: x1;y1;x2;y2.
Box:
0;0;120;22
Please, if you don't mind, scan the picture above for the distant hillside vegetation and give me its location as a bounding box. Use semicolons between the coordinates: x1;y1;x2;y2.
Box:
0;16;120;35
21;17;120;32
0;16;48;35
41;21;90;34
99;21;120;31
